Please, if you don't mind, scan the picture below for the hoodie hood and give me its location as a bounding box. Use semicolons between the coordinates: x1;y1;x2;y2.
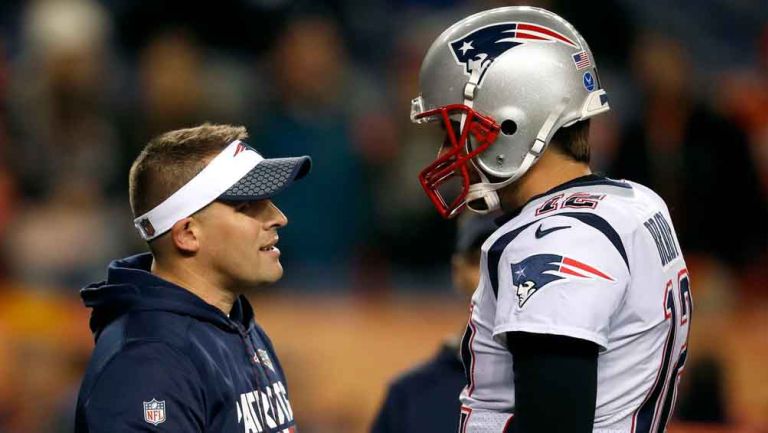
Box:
81;253;254;338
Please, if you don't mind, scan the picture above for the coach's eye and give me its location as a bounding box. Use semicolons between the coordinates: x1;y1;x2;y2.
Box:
235;202;251;213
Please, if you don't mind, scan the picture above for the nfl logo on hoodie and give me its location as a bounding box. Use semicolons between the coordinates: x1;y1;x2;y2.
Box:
143;398;166;425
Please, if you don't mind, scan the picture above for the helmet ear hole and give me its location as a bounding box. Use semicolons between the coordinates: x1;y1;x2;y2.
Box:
501;120;518;136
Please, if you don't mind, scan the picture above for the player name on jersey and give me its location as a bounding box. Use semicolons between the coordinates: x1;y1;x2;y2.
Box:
643;212;679;266
236;381;294;433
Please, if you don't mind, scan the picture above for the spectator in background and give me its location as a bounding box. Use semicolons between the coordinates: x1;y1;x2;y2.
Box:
610;33;768;268
137;30;207;140
715;25;768;296
133;28;259;132
370;14;461;287
255;14;379;290
0;36;15;277
2;0;128;288
719;25;768;200
8;0;120;198
120;28;260;194
371;213;498;433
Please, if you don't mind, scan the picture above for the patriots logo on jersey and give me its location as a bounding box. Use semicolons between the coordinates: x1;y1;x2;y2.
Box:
450;22;579;86
511;254;614;307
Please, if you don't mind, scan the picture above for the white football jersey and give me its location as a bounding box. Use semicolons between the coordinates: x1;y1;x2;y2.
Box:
459;175;692;433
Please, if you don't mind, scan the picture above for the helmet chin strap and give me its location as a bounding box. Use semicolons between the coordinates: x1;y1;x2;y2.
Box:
457;68;496;213
465;167;500;213
463;97;570;214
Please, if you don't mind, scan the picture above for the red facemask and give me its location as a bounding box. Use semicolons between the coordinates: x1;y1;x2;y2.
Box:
413;104;501;219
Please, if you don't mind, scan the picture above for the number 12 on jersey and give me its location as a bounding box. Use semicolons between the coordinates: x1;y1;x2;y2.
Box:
633;268;692;433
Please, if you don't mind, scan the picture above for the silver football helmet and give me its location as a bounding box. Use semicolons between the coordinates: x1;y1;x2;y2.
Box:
411;6;610;218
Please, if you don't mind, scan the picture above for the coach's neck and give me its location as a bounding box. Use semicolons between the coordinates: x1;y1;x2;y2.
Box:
152;256;237;315
498;148;591;212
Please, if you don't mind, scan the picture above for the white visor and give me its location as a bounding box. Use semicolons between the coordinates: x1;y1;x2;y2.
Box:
133;140;311;241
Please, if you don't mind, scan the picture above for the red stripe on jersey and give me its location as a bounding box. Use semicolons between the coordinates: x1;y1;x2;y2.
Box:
563;257;614;281
517;23;576;46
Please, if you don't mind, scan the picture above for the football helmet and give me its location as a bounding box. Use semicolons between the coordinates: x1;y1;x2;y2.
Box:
411;6;610;218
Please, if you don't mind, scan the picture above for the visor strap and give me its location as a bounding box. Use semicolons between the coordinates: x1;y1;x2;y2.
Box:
465;167;501;214
461;68;503;214
447;68;496;214
133;140;264;241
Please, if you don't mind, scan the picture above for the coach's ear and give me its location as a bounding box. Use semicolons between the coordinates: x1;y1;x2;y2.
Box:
169;217;200;255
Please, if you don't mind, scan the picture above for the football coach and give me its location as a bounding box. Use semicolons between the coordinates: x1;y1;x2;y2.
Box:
75;124;310;433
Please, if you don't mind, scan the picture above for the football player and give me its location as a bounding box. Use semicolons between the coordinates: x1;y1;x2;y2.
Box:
410;7;692;433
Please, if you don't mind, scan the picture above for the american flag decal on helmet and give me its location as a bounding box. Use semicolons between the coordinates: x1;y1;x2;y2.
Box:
572;51;592;70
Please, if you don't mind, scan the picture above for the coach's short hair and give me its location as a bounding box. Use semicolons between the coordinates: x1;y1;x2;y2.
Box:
549;119;591;163
128;123;248;224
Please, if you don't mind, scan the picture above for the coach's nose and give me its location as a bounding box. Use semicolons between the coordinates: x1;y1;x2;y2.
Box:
266;200;288;229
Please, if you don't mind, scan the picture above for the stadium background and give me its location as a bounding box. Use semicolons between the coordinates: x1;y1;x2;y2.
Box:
0;0;766;431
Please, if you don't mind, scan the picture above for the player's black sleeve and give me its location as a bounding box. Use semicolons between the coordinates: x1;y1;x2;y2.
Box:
505;332;599;433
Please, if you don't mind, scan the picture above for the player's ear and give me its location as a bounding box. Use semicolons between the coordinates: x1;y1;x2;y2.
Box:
169;217;200;254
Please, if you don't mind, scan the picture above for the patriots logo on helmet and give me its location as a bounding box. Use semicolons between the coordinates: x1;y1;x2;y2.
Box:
450;22;579;87
511;254;613;307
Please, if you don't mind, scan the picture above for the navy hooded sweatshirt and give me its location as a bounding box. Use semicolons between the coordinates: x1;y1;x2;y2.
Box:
75;253;296;433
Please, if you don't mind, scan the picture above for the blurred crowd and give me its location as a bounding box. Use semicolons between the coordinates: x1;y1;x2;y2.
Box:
0;0;766;432
0;0;767;291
